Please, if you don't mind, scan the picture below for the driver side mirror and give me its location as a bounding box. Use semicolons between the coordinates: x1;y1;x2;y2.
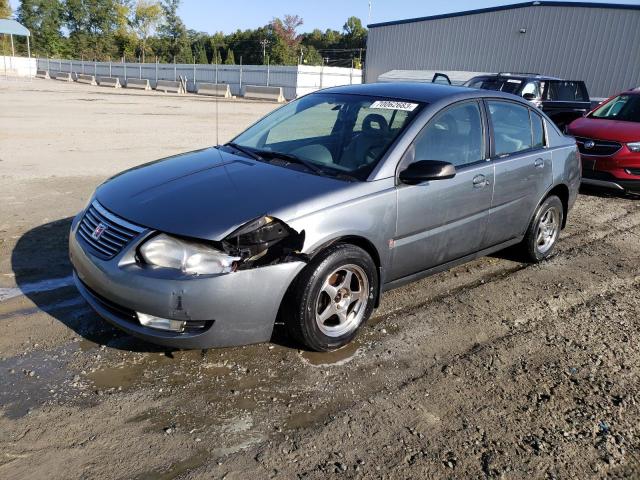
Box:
523;93;536;101
399;160;456;185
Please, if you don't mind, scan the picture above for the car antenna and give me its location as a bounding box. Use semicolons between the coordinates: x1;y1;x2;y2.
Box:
215;49;220;147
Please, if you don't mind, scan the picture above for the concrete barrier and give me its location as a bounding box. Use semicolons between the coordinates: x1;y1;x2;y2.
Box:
155;80;185;94
36;69;50;79
76;74;97;86
97;76;122;88
126;78;151;90
196;82;233;98
242;85;286;102
54;72;73;82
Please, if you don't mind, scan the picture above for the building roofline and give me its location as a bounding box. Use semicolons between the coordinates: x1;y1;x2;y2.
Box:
367;1;640;29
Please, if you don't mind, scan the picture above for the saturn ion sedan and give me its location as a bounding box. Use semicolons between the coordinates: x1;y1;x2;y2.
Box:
70;83;580;351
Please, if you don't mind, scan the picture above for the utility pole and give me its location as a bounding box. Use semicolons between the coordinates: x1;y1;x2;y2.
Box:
260;39;269;65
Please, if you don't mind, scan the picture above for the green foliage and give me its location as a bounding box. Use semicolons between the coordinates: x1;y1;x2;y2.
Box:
224;47;234;65
158;0;189;61
0;0;11;18
14;1;368;67
132;0;162;61
17;0;66;56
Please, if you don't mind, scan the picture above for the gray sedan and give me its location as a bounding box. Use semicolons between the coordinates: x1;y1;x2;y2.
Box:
69;83;580;351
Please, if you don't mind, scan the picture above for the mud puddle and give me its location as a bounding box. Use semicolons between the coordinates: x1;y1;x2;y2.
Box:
300;341;360;366
0;346;77;418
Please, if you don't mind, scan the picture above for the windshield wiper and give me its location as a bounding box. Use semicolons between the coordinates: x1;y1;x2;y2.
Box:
225;142;264;162
254;149;327;177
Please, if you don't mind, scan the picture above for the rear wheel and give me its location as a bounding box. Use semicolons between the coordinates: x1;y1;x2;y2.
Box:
285;244;377;351
521;195;563;262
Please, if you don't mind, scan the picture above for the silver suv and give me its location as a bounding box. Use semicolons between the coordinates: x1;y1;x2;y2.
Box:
70;83;581;352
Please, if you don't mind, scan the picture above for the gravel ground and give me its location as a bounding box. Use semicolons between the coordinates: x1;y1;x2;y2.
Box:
0;80;639;479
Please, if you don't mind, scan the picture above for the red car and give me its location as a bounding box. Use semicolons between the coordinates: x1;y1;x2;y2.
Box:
567;89;640;194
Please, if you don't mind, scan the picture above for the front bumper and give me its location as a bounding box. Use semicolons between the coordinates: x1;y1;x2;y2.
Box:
69;216;305;348
581;150;640;193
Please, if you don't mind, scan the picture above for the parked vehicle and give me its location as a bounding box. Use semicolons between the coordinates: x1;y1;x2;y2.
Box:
463;73;592;131
70;83;580;351
567;89;640;194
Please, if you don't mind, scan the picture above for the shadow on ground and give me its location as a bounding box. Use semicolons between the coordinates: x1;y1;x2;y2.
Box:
10;217;172;353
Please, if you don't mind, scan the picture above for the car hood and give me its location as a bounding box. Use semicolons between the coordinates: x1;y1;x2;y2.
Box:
568;117;640;143
96;147;356;241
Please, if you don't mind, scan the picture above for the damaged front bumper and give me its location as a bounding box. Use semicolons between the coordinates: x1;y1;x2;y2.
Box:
69;216;305;349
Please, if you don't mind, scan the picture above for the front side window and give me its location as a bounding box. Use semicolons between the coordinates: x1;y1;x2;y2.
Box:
487;100;535;156
591;95;640;123
412;101;484;168
231;93;422;180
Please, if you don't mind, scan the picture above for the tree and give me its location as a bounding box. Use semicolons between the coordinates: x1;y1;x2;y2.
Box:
270;15;303;65
210;46;221;64
131;0;162;62
342;16;367;49
17;0;66;56
0;0;11;18
224;47;234;65
158;0;189;62
64;0;122;59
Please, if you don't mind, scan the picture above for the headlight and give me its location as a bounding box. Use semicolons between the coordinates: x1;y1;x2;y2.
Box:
139;234;239;275
627;142;640;153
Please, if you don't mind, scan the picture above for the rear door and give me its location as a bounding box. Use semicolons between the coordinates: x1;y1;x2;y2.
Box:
482;100;552;248
390;100;494;280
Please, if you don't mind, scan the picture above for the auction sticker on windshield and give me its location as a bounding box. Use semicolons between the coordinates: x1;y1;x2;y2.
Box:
370;100;419;111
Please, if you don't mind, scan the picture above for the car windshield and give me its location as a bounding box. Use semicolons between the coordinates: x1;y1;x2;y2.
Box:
228;93;423;181
590;94;640;122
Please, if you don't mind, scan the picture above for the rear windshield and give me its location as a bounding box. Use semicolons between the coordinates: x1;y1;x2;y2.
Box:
543;81;589;102
468;78;522;94
590;94;640;122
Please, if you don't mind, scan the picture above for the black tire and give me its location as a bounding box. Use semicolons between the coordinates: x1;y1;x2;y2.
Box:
521;195;564;263
285;243;377;352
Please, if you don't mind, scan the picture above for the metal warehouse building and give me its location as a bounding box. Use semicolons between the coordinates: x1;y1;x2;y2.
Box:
366;1;640;98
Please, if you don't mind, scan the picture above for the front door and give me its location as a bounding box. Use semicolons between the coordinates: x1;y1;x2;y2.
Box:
390;100;494;281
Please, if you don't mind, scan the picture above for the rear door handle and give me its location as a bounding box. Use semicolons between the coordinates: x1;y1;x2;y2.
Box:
534;158;545;168
473;174;488;188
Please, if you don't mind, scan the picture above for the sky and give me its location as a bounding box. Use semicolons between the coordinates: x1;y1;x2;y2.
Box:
8;0;640;34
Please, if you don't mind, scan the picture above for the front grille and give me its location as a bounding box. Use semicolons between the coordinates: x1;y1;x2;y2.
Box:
575;136;622;156
77;201;145;260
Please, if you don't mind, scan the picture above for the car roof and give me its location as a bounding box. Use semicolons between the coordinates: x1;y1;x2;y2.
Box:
319;82;476;103
472;73;561;81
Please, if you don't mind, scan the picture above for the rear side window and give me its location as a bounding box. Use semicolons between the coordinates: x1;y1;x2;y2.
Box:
531;111;545;148
487;101;533;156
413;101;484;168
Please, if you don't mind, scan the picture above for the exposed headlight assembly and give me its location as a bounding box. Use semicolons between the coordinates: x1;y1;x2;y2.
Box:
627;141;640;153
224;215;306;268
139;234;240;275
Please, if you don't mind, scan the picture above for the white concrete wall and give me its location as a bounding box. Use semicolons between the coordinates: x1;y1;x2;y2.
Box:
0;56;37;78
37;58;362;100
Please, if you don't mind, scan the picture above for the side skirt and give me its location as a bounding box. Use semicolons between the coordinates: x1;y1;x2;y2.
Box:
381;236;524;293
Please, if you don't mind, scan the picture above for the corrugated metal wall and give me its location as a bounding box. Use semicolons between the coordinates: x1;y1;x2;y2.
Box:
366;4;640;98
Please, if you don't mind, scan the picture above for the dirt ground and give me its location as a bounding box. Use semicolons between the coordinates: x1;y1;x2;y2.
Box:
0;80;639;480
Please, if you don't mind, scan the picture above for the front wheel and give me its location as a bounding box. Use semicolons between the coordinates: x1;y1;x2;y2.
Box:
521;195;564;262
285;244;377;351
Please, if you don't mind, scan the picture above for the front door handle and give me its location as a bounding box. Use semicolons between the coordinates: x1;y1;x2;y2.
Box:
534;158;545;168
473;174;488;188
